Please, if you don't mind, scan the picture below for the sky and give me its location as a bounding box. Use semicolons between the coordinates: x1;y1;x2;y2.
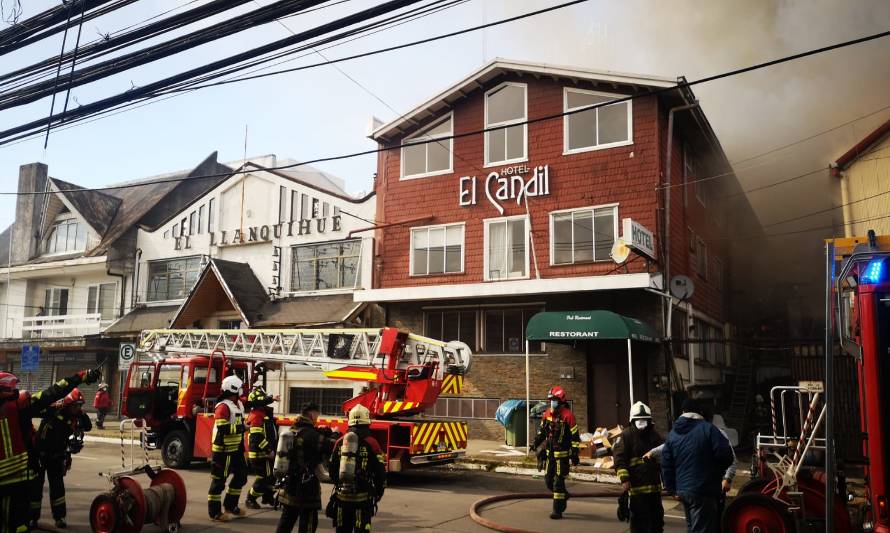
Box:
1;0;889;301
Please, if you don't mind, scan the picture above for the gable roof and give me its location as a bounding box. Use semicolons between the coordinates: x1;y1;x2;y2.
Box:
833;117;890;172
170;258;270;328
370;58;676;142
49;177;122;236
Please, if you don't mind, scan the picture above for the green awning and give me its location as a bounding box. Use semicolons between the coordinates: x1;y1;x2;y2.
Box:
526;310;660;343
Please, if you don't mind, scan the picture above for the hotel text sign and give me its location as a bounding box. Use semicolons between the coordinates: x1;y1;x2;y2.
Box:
459;164;551;215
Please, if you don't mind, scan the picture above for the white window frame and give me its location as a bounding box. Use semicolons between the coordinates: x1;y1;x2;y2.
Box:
548;203;619;265
87;282;118;321
562;87;633;155
409;222;465;277
483;214;530;282
400;113;454;180
484;82;528;167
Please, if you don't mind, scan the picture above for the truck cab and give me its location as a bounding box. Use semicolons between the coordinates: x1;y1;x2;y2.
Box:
123;355;253;468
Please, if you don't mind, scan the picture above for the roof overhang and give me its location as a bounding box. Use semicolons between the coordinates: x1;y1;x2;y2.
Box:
526;310;660;343
370;59;676;142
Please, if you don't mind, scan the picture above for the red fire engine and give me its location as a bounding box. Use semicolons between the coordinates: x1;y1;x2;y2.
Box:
724;233;890;532
122;327;472;472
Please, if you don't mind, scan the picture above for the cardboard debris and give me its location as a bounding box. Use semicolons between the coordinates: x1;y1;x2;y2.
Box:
593;456;614;469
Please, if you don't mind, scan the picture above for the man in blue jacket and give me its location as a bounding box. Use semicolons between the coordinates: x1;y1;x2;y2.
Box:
661;399;733;533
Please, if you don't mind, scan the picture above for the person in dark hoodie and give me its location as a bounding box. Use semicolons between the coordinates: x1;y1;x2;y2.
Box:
661;399;733;533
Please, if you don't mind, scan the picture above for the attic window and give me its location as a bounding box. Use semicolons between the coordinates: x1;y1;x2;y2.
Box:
42;217;86;255
401;113;453;179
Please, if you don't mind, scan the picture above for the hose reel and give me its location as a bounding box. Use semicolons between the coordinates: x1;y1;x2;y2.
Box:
90;467;187;533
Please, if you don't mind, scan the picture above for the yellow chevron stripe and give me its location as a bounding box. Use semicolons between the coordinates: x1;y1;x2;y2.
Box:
459;422;469;442
456;375;463;394
392;401;403;413
454;422;465;443
443;423;458;450
420;423;435;446
451;423;464;444
413;423;430;446
424;423;442;453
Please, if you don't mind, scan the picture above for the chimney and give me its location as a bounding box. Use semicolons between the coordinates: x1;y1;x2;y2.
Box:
10;163;48;264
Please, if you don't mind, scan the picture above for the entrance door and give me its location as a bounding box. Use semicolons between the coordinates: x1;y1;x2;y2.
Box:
587;342;635;429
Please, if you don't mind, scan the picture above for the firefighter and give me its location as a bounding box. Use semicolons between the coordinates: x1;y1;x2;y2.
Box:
612;401;665;533
208;375;249;522
92;383;111;429
531;385;581;519
30;389;93;529
0;368;99;533
327;405;386;533
276;402;335;533
245;385;278;509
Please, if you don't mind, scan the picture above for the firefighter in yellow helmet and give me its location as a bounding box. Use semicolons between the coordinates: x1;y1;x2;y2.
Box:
326;405;386;533
244;386;278;509
0;367;100;533
208;375;249;522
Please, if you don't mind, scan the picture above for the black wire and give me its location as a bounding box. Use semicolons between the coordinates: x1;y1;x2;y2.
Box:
41;1;76;150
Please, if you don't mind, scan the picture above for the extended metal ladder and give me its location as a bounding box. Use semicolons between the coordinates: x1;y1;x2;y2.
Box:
137;328;472;373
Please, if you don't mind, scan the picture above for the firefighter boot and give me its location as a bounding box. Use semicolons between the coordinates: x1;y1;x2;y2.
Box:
244;496;260;509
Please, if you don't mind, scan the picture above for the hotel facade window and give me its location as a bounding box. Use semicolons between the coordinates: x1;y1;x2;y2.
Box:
484;215;529;281
563;88;632;153
402;114;453;179
485;83;527;165
410;223;464;276
291;239;361;291
147;256;203;301
550;205;618;264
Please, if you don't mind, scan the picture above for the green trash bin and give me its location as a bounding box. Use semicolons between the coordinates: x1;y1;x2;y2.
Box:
505;409;527;447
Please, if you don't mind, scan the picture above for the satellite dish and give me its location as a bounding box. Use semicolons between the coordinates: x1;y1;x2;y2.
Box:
670;275;695;300
611;239;631;264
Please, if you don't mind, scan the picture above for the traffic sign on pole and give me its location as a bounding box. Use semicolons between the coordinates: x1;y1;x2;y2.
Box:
118;343;136;370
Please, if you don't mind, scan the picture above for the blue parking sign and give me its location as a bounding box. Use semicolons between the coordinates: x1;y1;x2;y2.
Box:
21;344;39;372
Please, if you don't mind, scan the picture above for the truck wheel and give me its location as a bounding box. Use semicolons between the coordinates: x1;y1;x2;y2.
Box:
161;430;192;469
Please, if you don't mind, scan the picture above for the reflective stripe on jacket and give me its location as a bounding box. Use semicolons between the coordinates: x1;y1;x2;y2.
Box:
212;399;245;453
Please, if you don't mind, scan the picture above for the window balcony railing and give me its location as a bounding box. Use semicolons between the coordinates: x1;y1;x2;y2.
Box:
20;313;109;339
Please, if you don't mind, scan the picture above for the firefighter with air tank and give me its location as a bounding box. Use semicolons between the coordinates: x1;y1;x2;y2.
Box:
208;374;249;522
532;385;581;520
274;402;336;533
327;405;386;533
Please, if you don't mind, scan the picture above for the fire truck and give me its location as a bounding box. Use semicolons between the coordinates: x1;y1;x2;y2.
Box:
723;232;890;532
122;327;472;471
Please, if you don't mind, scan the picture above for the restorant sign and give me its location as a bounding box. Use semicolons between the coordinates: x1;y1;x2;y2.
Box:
458;164;551;215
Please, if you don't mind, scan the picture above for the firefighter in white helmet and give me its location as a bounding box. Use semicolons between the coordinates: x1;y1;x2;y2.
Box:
326;405;386;533
208;375;249;522
612;401;665;532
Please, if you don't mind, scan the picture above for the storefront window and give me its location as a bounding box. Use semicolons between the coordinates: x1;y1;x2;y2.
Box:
425;310;476;349
402;114;453;178
485;83;527;165
564;88;632;153
551;205;617;264
411;224;463;275
485;216;528;281
291;239;361;291
147;256;203;301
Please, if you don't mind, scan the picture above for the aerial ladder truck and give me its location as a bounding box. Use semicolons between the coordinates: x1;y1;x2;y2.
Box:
122;327;472;471
723;232;890;532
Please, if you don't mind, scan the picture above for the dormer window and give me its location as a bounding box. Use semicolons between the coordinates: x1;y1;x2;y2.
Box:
485;82;527;166
401;113;453;179
42;217;87;255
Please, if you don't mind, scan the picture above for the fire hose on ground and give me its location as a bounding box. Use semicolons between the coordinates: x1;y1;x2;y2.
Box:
470;489;624;533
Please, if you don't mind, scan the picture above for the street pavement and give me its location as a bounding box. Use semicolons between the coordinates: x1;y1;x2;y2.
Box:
35;442;689;532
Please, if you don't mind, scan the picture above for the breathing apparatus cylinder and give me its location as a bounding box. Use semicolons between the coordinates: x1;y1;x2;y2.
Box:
273;429;295;479
338;431;359;490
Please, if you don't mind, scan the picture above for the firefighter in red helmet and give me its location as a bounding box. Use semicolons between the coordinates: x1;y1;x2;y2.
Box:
30;388;93;529
532;385;581;519
0;367;100;533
